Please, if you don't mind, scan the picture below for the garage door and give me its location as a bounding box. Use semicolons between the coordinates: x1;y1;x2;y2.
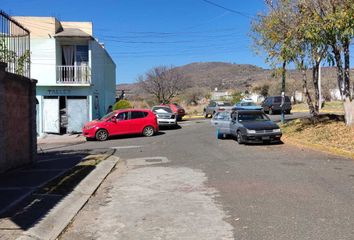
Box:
67;97;88;133
43;97;60;133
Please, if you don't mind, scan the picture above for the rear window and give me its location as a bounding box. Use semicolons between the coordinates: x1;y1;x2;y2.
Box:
130;111;147;119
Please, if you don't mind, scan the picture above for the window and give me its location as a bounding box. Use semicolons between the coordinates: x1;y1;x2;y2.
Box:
117;112;128;121
238;113;269;122
130;111;146;119
76;45;89;63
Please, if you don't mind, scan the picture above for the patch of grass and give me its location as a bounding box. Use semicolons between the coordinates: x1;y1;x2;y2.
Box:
37;154;108;195
281;115;354;155
292;101;344;113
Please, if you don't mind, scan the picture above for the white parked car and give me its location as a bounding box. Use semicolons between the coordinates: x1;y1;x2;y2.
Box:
152;106;177;127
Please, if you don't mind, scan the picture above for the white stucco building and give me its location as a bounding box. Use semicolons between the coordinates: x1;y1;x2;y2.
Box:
13;17;116;135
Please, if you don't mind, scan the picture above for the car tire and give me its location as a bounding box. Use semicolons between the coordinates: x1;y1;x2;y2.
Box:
177;116;182;121
236;131;244;144
142;126;155;137
95;129;108;141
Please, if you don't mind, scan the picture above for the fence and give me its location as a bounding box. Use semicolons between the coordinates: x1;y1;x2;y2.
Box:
0;10;30;78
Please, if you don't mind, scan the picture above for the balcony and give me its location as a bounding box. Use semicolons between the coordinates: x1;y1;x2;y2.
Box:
56;65;91;85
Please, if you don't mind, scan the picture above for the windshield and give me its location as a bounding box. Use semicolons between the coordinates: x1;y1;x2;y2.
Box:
99;111;116;121
240;102;257;106
152;107;172;113
238;112;270;122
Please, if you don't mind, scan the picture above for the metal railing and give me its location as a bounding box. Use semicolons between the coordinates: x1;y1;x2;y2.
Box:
57;65;91;84
0;10;30;78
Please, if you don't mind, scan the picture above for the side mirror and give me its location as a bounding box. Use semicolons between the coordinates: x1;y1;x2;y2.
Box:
110;117;118;123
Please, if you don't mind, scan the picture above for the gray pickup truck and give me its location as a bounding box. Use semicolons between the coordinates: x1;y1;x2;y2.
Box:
204;101;233;118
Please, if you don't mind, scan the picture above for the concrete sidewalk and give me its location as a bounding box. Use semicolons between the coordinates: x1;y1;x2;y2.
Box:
0;150;116;240
37;134;86;151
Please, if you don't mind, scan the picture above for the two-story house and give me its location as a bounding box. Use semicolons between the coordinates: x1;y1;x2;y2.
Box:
13;16;116;135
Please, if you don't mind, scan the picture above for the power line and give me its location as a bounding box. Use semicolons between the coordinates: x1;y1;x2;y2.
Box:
200;0;254;19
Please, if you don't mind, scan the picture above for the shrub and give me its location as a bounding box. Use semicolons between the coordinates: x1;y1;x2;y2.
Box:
113;100;132;110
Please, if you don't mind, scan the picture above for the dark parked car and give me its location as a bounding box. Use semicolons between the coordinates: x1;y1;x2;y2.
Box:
261;96;292;114
230;110;282;144
204;101;233;118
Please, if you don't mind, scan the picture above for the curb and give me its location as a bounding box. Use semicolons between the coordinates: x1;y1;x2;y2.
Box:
18;156;119;240
282;136;354;160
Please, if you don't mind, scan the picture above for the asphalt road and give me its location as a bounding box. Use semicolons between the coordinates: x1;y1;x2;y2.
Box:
58;118;354;240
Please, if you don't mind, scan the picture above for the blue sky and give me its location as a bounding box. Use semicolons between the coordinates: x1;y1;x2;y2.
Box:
2;0;268;83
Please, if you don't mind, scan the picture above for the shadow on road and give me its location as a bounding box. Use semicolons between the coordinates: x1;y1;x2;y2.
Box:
0;149;97;233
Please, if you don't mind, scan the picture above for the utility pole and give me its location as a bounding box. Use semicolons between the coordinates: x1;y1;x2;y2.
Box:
318;64;322;110
280;61;286;124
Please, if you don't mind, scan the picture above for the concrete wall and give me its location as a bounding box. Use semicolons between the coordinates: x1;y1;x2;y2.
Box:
0;62;37;173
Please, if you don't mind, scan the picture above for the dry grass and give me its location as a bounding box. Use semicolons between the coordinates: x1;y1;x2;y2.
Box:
281;116;354;156
292;101;344;113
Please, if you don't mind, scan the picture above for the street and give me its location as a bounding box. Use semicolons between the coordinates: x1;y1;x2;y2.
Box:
55;119;354;240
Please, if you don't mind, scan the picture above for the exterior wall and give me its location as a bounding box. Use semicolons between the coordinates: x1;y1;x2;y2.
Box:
12;17;60;38
0;62;37;173
31;38;57;86
90;40;116;117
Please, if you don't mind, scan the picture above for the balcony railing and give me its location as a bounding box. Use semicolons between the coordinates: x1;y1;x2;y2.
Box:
57;65;91;84
0;11;30;78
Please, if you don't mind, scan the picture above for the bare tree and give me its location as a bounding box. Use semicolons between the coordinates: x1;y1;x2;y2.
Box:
138;66;188;104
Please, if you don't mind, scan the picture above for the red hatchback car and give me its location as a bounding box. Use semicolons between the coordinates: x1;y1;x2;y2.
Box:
83;109;159;141
161;103;185;121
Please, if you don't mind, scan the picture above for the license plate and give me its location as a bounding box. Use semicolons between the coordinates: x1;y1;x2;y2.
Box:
262;136;270;140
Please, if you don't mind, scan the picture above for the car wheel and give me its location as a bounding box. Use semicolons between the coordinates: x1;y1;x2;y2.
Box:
95;129;108;141
236;131;244;144
177;116;182;121
142;126;155;137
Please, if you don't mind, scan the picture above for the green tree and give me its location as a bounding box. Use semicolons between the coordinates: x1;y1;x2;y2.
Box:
113;100;132;110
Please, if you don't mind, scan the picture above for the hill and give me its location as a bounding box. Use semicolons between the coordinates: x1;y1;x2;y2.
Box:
117;62;343;99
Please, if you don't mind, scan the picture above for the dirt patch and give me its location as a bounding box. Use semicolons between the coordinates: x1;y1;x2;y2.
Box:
281;114;354;159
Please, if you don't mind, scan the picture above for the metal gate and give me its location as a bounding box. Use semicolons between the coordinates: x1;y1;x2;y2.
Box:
67;97;88;133
43;97;60;133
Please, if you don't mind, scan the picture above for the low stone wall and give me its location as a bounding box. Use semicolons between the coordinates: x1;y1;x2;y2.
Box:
0;62;37;173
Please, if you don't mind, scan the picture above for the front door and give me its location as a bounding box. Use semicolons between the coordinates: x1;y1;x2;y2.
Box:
43;97;60;133
67;97;88;133
108;111;130;136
